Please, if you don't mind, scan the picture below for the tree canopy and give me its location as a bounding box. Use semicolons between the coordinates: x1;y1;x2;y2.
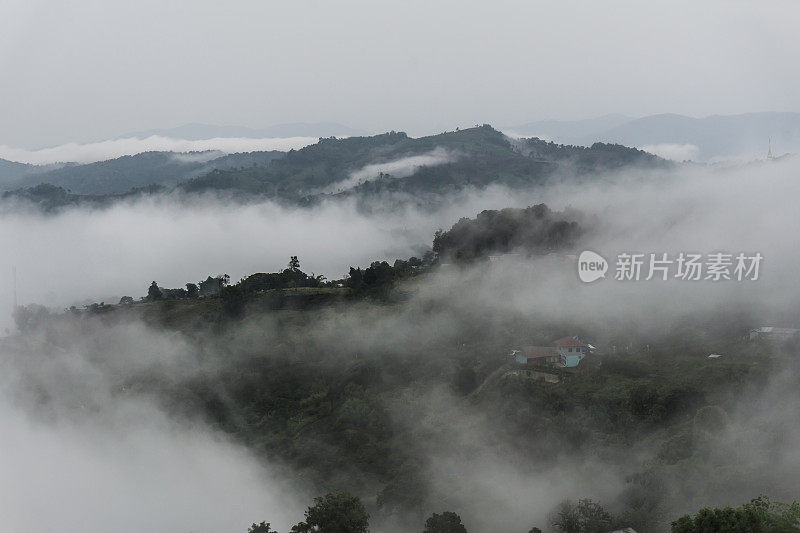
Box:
552;499;614;533
290;492;369;533
423;511;468;533
432;204;581;262
672;496;800;533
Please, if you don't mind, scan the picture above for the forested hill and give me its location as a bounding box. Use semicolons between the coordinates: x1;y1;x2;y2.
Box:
11;201;798;532
2;150;285;195
0;157;39;186
181;125;668;200
433;204;583;262
1;126;669;209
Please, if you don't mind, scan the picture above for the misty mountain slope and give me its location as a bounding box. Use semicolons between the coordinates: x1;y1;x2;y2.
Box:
181;130;416;195
338;140;666;206
510;112;800;161
182;125;667;201
508;113;633;139
4;150;286;195
8;174;800;533
599;112;800;160
0;157;58;188
10;261;798;533
0;126;667;209
0;183;167;212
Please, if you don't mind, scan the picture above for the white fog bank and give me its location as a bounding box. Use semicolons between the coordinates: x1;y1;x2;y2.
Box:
0;136;320;165
0;323;306;533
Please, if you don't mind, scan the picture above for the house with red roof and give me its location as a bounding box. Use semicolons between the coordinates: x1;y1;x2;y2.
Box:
512;336;593;368
512;346;560;366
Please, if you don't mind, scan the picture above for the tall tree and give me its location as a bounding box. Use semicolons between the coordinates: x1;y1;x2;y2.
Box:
185;283;199;298
552;499;613;533
290;492;369;533
147;281;162;301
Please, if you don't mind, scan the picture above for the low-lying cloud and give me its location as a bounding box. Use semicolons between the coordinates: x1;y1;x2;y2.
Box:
3;154;800;531
324;147;457;193
640;143;700;161
0;136;319;165
3;155;800;331
0;187;534;331
0;322;306;533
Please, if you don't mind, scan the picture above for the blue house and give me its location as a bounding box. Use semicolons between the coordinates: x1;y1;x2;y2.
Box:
554;337;591;367
512;336;594;369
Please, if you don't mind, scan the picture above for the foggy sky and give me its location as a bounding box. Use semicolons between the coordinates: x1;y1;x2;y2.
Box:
2;0;799;148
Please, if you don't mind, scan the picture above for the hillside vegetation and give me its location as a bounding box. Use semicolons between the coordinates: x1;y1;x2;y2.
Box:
1;126;668;210
182;125;666;200
8;205;798;532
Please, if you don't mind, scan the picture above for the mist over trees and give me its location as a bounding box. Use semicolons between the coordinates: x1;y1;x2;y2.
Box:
4;0;800;530
8;192;800;532
432;204;582;262
0;125;669;212
3;139;800;532
671;496;800;533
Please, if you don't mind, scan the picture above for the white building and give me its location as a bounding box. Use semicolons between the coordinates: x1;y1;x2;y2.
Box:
750;327;800;341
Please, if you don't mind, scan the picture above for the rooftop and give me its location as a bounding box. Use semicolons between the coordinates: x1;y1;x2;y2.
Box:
520;346;558;359
553;336;589;348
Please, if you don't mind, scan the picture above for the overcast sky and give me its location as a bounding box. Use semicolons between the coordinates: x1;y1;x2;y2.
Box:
1;0;798;148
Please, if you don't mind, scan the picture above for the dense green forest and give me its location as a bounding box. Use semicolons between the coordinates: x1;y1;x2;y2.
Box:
7;204;799;532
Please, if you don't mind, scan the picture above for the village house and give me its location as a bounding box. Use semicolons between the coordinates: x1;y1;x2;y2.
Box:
554;336;591;367
512;346;560;366
749;327;800;341
512;336;593;368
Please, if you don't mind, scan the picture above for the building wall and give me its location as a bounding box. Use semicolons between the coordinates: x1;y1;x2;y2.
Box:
560;353;585;367
528;356;558;366
751;329;800;341
766;331;798;341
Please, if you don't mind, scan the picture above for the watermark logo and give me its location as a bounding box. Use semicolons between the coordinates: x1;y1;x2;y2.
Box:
578;250;763;283
578;250;609;283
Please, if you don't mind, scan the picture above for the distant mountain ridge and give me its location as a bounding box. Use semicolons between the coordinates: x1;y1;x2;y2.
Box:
123;122;370;141
0;150;285;194
1;125;668;208
180;125;666;201
508;112;800;160
0;157;36;183
508;114;633;141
